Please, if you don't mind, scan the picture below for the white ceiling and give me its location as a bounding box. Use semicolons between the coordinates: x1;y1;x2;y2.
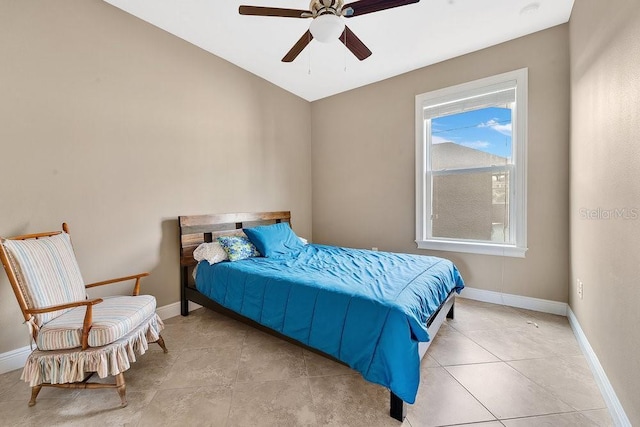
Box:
102;0;574;101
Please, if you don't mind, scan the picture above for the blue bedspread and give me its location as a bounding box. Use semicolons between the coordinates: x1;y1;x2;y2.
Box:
195;244;464;403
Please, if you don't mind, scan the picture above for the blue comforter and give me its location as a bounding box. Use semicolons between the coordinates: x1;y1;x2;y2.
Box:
195;244;464;403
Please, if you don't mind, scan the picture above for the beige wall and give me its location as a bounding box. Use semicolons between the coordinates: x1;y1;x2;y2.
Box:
0;1;312;353
569;0;640;423
311;25;570;302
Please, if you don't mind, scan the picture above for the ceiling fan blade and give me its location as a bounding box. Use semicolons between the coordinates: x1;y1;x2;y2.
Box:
239;6;310;18
343;0;420;17
282;30;313;62
339;26;372;60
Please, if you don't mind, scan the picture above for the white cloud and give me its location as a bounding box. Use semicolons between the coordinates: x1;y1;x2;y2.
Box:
478;119;512;136
492;123;512;136
461;141;491;149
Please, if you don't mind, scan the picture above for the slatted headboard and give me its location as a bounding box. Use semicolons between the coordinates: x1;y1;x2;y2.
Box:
179;211;292;268
178;211;292;290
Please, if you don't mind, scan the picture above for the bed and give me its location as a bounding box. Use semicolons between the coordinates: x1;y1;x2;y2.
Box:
179;211;464;421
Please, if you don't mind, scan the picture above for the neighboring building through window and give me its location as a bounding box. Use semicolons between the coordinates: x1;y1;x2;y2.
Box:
415;69;528;257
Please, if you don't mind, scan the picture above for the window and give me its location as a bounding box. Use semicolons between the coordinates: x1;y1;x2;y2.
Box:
415;69;528;257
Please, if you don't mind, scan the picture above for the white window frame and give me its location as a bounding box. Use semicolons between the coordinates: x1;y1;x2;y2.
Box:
415;68;528;257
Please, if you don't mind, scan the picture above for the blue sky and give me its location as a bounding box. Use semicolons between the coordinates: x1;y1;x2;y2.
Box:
431;107;512;159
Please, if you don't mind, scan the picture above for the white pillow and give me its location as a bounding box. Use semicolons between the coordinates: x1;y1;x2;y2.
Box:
299;237;308;245
193;242;229;265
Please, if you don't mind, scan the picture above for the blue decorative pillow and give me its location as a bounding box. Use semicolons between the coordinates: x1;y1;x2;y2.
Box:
217;235;260;262
243;222;304;258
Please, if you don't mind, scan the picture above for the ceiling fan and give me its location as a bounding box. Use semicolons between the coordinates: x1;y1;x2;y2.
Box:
239;0;420;62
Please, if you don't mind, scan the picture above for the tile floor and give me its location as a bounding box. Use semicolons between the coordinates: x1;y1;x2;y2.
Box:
0;298;614;426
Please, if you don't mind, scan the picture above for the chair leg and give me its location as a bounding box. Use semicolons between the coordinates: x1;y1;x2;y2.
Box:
156;335;168;353
28;385;42;407
115;373;127;407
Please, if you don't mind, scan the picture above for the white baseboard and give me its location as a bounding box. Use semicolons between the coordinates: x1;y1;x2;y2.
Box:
0;345;32;375
567;307;631;427
458;286;568;316
155;300;202;321
0;300;201;375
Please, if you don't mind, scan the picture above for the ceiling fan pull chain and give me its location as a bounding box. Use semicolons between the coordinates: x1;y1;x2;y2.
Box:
308;34;312;75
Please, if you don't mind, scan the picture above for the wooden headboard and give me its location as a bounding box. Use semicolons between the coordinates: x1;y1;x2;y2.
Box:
178;211;292;287
178;211;291;316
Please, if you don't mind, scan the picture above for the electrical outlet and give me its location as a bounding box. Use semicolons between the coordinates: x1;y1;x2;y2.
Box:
577;279;584;299
371;247;378;251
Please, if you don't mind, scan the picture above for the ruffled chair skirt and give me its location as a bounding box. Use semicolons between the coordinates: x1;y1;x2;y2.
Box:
22;313;164;386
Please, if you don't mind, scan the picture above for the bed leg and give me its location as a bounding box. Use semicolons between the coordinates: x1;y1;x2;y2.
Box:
181;297;189;316
181;295;189;316
180;269;189;317
390;392;406;421
446;301;455;319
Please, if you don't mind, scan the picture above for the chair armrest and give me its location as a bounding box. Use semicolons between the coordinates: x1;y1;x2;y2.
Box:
26;298;103;315
85;272;149;296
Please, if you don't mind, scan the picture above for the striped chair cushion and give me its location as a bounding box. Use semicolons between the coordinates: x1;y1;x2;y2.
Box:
37;295;157;350
2;233;87;326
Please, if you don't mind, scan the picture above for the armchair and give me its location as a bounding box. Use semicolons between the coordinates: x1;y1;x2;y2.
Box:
0;223;167;407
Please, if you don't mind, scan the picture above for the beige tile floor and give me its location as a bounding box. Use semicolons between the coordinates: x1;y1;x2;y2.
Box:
0;298;614;426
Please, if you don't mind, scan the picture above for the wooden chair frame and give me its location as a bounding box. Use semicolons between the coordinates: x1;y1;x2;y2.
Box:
0;223;168;407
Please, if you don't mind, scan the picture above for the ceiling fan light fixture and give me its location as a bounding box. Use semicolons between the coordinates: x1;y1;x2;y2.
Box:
309;14;345;43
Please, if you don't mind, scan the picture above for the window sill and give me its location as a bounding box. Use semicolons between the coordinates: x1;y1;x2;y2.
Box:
416;240;527;258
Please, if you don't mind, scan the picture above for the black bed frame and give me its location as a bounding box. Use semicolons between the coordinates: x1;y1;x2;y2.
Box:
179;211;455;422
